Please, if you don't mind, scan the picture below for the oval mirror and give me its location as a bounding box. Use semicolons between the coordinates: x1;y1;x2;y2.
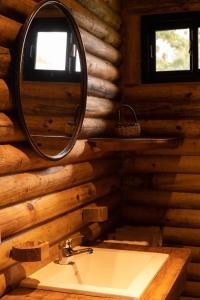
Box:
15;0;87;160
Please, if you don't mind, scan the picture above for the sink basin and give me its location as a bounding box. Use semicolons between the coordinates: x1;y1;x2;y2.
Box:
21;247;169;299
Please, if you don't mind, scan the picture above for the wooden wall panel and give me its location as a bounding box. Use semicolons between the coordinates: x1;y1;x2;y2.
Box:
0;0;122;296
122;1;200;298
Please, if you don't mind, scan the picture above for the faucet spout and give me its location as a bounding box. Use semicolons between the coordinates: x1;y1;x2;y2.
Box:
64;246;93;257
56;237;93;264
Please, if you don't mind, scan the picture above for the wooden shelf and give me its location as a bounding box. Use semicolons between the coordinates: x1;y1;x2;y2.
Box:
88;137;181;151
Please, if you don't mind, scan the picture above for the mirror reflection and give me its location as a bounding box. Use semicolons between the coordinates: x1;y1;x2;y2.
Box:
35;32;68;70
16;1;87;160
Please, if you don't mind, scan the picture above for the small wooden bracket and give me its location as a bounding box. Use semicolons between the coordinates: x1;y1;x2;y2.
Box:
11;240;49;262
83;206;108;223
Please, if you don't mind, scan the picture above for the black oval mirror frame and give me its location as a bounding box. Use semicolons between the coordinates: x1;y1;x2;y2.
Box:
15;0;87;160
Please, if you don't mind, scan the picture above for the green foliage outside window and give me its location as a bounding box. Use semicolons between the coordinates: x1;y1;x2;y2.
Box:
156;29;190;71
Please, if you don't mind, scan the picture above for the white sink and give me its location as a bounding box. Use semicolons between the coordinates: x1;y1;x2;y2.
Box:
21;247;169;299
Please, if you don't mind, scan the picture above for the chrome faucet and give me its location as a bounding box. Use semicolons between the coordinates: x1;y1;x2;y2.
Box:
56;237;93;265
63;239;93;257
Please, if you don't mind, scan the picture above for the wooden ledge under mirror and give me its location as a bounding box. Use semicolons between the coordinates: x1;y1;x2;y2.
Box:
88;137;182;152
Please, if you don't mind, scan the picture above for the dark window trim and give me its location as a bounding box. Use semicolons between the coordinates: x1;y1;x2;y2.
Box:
141;12;200;83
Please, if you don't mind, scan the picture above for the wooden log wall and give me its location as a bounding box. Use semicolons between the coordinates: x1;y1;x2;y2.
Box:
122;1;200;299
0;0;121;296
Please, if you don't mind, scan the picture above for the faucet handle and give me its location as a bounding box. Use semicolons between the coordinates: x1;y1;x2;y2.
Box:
64;239;74;248
67;235;84;247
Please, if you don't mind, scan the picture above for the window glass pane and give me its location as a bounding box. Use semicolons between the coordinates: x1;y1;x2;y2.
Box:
35;32;67;71
156;29;190;71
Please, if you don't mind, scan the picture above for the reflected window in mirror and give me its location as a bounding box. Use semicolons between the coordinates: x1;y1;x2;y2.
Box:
23;16;81;82
35;31;68;71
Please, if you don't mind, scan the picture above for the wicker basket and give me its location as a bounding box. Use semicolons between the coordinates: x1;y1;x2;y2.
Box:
115;104;141;138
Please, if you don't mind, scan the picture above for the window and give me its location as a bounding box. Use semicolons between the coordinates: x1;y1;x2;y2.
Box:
35;32;68;71
141;13;200;83
23;18;81;82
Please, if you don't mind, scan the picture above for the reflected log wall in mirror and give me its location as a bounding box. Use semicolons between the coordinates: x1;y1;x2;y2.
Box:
15;0;87;160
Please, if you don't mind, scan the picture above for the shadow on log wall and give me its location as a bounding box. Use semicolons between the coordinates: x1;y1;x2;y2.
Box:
122;1;200;298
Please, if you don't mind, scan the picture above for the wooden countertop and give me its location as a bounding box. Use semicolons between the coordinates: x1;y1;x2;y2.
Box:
1;243;190;300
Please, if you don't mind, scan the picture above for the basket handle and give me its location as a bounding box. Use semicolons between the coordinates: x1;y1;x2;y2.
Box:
118;104;138;123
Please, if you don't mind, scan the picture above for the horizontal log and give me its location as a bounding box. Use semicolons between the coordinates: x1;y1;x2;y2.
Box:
163;227;200;246
0;140;110;175
80;28;121;64
183;281;200;298
132;139;200;156
126;100;200;121
140;119;200;138
86;96;118;118
125;82;200;105
0;113;115;143
0;113;24;143
124;174;153;189
77;0;121;30
21;81;81;110
86;53;119;81
123;155;200;174
0;0;35;20
0;80;12;110
187;263;200;281
125;83;200;119
82;206;108;222
23;118;114;141
126;0;200;14
103;0;121;12
21;114;79;137
108;226;162;247
0;81;118;116
184;246;200;264
81;117;115;137
125;188;200;210
88;75;119;98
152;174;200;193
3;50;119;83
96;192;121;213
0;47;11;77
125;173;200;193
1;0;121;48
61;0;121;47
0;15;21;47
0;176;119;238
0;158;118;207
81;211;120;242
123;206;200;228
163;244;200;264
